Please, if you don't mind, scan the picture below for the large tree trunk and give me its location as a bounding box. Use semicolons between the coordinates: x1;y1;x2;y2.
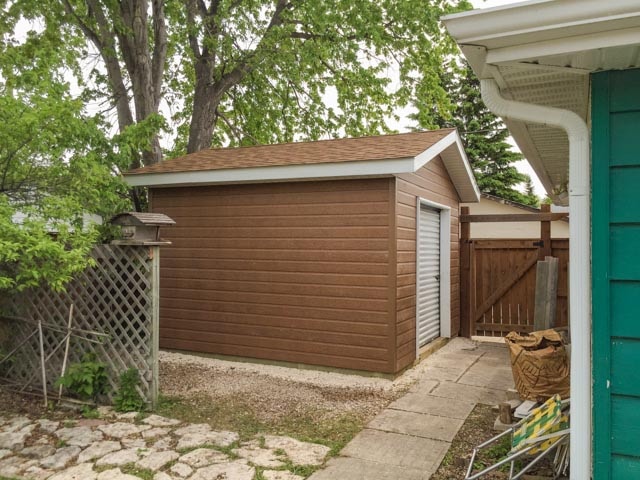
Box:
184;0;289;153
186;62;221;153
63;0;166;166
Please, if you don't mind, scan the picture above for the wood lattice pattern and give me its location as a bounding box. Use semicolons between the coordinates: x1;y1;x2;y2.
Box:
2;244;157;404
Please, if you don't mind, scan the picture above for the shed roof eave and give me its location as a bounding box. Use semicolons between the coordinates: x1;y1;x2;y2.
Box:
124;131;480;202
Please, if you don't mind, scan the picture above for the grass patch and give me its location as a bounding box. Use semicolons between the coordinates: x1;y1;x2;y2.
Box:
120;463;154;480
155;394;364;456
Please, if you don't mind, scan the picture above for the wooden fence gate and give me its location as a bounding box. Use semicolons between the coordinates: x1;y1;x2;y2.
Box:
460;205;569;337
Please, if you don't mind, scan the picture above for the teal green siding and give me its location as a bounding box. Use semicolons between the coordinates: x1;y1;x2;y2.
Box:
592;68;640;479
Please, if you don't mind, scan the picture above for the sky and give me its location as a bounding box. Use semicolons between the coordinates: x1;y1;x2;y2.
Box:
467;0;546;198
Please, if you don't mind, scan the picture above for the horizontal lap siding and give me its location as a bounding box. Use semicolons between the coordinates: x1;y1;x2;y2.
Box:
151;178;394;373
394;156;461;372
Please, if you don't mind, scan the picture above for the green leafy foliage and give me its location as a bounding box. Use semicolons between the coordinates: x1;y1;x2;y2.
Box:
2;0;472;160
81;405;101;419
0;9;156;291
56;353;109;402
427;62;540;206
113;368;145;413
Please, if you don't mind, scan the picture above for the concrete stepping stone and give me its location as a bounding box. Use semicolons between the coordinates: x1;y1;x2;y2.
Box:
176;430;239;450
23;464;54;480
96;448;140;466
21;444;56;459
179;448;229;468
37;419;60;433
142;415;181;427
97;468;143;480
368;408;464;442
0;424;36;450
153;473;172;480
0;455;37;477
233;444;285;468
47;462;97;480
389;392;475;419
150;436;174;451
170;462;193;478
99;422;150;438
55;426;103;447
5;416;32;432
430;381;507;405
174;424;211;436
39;446;81;470
190;461;254;480
136;450;179;470
263;471;304;480
142;427;170;439
77;440;122;463
309;456;430;480
341;429;448;472
263;435;330;466
121;437;146;449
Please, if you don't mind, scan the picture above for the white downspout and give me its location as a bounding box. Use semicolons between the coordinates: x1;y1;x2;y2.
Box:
480;79;591;480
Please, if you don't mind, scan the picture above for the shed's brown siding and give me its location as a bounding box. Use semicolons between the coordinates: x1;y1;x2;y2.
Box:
395;156;461;372
151;178;395;373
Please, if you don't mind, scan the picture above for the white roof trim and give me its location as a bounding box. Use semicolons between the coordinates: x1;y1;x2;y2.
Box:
486;27;640;66
126;156;414;187
124;130;480;202
443;0;640;51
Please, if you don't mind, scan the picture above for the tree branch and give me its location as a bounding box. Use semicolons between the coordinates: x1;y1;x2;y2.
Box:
151;0;167;110
185;0;202;59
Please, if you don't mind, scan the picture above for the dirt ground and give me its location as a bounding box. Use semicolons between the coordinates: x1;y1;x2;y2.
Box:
157;354;404;453
160;359;398;424
431;404;564;480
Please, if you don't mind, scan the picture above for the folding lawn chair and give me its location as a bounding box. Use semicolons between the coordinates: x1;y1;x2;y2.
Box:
464;394;570;480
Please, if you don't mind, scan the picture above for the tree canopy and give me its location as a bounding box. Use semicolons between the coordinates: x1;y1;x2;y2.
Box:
2;0;472;166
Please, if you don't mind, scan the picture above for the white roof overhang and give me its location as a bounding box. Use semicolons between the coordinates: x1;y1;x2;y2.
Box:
443;0;640;203
125;129;481;202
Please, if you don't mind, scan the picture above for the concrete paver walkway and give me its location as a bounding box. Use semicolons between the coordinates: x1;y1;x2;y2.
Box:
310;338;514;480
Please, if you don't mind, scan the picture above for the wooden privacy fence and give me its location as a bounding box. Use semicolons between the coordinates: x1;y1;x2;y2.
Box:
460;205;569;337
1;244;160;405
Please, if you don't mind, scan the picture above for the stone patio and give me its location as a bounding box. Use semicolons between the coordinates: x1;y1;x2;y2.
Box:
0;411;330;480
0;338;512;480
309;338;514;480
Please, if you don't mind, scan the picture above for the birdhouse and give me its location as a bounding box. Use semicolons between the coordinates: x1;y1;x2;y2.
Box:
110;212;175;245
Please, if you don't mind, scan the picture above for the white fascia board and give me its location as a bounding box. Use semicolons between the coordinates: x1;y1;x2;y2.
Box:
125;156;415;188
487;26;640;66
413;130;458;170
414;130;480;203
443;0;640;49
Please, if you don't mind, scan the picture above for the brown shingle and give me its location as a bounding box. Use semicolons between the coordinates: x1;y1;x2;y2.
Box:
126;129;455;175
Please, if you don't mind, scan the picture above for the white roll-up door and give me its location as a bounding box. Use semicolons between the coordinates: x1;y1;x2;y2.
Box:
417;205;441;347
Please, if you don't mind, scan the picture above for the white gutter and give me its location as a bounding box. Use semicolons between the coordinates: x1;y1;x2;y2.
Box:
480;79;591;480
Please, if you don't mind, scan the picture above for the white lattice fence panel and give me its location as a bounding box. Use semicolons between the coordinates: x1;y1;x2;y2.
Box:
2;244;158;404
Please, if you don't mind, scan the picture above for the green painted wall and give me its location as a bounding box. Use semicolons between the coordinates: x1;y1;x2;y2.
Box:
592;68;640;479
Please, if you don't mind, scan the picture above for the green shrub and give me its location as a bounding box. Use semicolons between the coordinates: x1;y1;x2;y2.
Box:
56;352;109;402
113;368;145;412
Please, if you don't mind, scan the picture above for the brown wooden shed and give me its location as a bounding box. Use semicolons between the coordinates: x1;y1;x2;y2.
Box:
125;129;479;374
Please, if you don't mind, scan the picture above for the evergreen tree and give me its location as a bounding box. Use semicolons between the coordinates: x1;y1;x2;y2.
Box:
427;62;537;206
523;176;539;206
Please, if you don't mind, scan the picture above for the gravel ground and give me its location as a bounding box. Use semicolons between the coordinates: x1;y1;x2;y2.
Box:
159;351;405;423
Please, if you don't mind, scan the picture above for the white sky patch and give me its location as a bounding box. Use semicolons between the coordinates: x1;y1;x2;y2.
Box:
463;0;546;197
